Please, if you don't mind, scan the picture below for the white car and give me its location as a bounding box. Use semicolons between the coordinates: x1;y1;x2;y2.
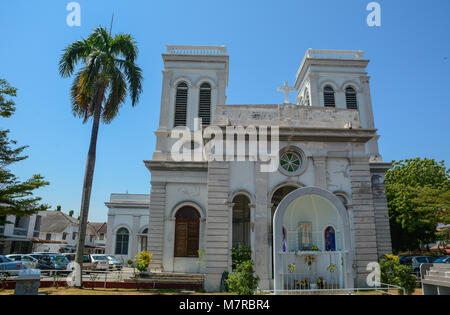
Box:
83;255;109;271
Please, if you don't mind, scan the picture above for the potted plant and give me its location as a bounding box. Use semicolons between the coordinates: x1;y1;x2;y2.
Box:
134;251;152;277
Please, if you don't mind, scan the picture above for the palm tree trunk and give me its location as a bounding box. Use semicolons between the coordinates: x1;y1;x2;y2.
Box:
73;86;104;287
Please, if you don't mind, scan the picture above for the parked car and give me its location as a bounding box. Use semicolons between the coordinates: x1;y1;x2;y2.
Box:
407;256;437;273
49;255;70;271
0;255;33;276
27;254;70;274
62;253;76;262
434;256;450;264
104;255;123;270
398;255;413;265
82;255;109;272
6;254;37;264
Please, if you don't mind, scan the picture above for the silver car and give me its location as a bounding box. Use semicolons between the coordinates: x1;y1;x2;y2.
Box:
0;255;33;276
105;255;123;270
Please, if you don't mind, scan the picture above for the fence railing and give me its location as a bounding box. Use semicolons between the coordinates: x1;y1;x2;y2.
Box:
262;283;405;295
306;49;365;60
166;45;227;56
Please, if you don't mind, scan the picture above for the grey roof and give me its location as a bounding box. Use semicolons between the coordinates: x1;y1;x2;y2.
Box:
40;211;79;233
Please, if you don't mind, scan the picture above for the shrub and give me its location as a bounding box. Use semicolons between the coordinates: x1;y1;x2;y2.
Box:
134;251;152;273
226;260;260;295
231;245;252;270
380;255;417;295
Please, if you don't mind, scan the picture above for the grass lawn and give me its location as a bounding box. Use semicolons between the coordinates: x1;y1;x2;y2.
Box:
0;287;208;295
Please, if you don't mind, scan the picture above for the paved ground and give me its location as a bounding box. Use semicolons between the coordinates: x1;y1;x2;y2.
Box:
40;267;136;282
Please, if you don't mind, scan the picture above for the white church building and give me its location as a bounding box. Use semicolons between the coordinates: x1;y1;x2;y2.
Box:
106;46;392;292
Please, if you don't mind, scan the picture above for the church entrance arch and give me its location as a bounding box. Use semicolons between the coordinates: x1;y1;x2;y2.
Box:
273;187;353;294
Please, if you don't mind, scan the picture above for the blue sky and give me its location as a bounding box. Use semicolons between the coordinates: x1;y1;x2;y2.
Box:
1;0;449;222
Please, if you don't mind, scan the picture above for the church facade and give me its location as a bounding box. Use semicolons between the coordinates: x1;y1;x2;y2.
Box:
106;46;392;292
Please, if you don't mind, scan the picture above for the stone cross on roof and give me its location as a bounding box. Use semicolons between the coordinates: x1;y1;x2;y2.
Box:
277;81;296;104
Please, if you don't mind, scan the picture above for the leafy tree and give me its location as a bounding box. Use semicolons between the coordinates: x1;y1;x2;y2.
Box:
226;260;260;295
0;79;49;227
386;158;450;252
59;26;143;286
68;210;74;217
380;255;417;295
0;79;17;118
56;205;62;212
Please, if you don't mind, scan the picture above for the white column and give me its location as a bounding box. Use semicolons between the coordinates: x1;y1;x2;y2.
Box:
254;162;270;290
131;215;140;258
106;215;115;254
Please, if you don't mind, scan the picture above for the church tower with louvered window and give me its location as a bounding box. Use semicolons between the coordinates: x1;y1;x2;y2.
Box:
152;46;229;161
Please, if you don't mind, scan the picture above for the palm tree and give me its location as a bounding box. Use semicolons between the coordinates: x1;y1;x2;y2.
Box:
59;26;143;286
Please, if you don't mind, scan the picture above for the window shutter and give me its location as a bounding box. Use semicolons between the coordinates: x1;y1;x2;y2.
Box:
199;83;211;125
174;207;200;258
174;83;188;127
345;87;358;109
174;222;187;257
323;86;336;107
186;222;200;257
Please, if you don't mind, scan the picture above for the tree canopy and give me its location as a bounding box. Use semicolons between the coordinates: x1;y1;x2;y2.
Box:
386;158;450;252
0;79;49;225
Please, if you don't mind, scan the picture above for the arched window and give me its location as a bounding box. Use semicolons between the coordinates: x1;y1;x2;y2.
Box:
199;83;211;126
323;86;336;107
115;228;129;255
325;226;336;251
174;207;200;258
345;86;358;109
174;82;188;127
232;195;251;248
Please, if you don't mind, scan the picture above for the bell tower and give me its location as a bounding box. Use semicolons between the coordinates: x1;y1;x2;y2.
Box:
153;45;229;160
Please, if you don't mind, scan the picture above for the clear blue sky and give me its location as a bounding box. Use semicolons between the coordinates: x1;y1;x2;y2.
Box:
1;0;449;222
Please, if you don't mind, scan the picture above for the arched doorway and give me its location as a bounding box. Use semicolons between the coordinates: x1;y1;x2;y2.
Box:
232;195;251;248
273;187;352;294
174;207;200;258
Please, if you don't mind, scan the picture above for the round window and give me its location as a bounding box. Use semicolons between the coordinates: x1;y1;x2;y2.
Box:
280;152;302;173
278;147;308;177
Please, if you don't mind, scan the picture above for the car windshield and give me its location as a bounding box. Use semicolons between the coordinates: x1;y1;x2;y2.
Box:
107;256;117;261
0;256;12;263
50;256;69;264
416;257;427;263
92;256;107;261
22;256;35;262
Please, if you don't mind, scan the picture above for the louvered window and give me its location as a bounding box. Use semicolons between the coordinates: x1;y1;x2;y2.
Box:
174;82;188;127
199;83;211;125
174;207;200;258
323;86;336;107
304;90;310;106
345;87;358;109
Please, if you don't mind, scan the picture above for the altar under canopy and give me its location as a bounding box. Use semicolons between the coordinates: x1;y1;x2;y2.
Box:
273;188;354;294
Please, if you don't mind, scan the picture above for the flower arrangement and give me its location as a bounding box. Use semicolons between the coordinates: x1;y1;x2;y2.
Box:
134;251;153;273
304;255;316;266
301;277;310;288
311;245;319;251
317;277;325;289
287;263;296;273
327;263;337;273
